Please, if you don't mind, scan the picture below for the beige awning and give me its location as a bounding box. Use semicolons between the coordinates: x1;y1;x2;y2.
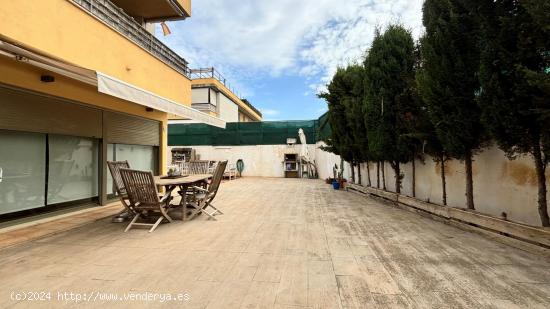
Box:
0;39;226;128
96;73;225;128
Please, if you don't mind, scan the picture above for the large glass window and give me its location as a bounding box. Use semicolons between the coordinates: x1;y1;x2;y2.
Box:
114;144;157;173
47;135;99;204
0;132;157;216
0;130;46;215
106;144;157;197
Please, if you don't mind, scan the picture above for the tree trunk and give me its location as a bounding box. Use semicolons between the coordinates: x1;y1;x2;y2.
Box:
366;162;372;187
412;159;416;197
440;154;447;206
533;142;550;227
376;162;380;188
357;162;362;185
394;162;401;194
383;162;387;190
465;150;475;210
349;161;355;183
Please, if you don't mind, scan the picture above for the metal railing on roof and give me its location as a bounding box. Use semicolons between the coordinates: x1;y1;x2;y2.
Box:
189;67;262;118
190;67;242;98
69;0;190;77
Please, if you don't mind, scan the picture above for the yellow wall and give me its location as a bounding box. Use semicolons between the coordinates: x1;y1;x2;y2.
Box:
0;0;191;106
238;111;254;122
177;0;192;16
0;56;168;174
192;78;262;121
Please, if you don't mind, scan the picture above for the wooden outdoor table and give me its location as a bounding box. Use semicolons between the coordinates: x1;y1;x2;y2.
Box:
154;174;212;221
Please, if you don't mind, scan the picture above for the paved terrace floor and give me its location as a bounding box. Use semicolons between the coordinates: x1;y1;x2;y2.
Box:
1;178;550;308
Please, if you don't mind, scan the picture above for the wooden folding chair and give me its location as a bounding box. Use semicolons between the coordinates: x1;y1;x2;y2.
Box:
119;168;173;232
207;160;217;174
107;161;135;220
188;160;210;174
178;161;190;175
187;161;227;221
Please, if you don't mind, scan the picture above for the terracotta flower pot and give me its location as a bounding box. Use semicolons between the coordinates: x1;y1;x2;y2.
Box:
339;179;346;189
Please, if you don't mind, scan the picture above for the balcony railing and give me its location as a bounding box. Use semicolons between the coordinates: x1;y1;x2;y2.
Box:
190;67;263;118
190;68;242;98
69;0;190;77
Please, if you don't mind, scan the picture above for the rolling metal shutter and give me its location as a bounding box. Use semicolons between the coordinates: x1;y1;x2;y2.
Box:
0;85;102;138
103;111;160;146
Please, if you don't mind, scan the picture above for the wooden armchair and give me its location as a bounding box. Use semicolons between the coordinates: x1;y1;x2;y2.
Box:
187;160;227;221
119;168;173;232
178;161;190;175
188;160;210;174
107;161;135;220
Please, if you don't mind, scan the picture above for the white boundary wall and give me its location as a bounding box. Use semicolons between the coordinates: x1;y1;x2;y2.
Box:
340;145;549;227
168;142;351;179
168;144;316;177
167;143;549;226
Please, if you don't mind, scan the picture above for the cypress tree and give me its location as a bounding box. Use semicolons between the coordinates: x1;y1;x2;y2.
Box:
319;68;355;179
476;0;550;226
342;65;369;185
364;25;417;193
399;42;447;201
417;0;485;209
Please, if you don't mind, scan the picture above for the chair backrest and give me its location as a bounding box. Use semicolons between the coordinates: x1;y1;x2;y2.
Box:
208;160;217;174
107;160;130;196
188;160;210;174
226;163;235;171
178;161;190;175
209;160;227;194
119;168;160;206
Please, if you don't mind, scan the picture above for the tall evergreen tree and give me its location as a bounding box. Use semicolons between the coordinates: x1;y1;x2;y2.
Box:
364;25;417;193
476;0;550;226
318;68;355;178
401;43;430;198
414;40;450;205
417;0;485;209
342;65;369;185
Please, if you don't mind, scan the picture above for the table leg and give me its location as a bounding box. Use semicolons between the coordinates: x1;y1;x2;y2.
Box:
180;184;188;221
182;188;187;221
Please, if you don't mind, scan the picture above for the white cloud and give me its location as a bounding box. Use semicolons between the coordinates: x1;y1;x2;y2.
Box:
160;0;424;97
298;0;424;92
260;109;280;116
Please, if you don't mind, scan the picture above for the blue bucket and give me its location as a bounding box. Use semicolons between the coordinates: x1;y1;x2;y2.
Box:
332;181;340;190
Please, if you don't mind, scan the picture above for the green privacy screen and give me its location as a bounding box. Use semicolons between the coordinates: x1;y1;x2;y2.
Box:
169;114;331;146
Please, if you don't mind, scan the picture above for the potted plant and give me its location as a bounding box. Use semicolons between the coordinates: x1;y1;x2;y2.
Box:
339;178;347;189
330;161;347;190
332;164;341;190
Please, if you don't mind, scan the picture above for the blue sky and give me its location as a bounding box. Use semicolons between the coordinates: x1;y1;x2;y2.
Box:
159;0;424;121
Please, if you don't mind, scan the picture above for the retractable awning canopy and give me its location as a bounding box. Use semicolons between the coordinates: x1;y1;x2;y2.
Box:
96;73;225;128
0;40;225;128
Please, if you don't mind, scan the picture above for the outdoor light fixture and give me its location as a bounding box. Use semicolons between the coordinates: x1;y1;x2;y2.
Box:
40;75;55;83
14;55;29;62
